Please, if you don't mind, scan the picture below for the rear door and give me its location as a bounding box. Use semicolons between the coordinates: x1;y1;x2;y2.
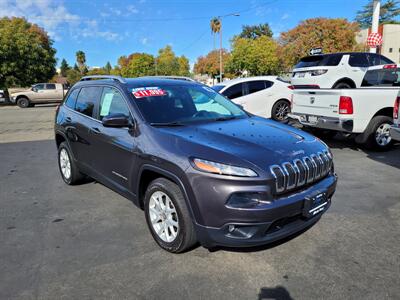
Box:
346;53;370;86
44;83;58;101
238;80;273;116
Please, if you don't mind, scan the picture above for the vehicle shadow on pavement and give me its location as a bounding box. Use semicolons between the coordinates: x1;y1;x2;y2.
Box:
258;286;294;300
321;134;400;170
208;221;317;253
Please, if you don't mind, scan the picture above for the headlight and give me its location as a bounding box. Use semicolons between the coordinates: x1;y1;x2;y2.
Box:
192;158;258;177
311;69;328;76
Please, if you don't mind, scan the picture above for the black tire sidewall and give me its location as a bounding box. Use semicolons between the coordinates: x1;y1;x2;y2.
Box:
17;97;29;108
144;179;190;253
271;99;290;122
333;82;352;89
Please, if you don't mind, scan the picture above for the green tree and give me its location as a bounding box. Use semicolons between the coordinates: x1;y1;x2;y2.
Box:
279;18;362;69
237;23;273;39
0;17;56;88
73;63;80;72
104;61;112;74
156;45;179;76
75;50;87;75
86;68;108;76
66;69;81;85
121;53;156;77
226;36;280;76
177;56;190;76
194;49;231;78
356;0;400;28
210;17;222;49
60;58;70;77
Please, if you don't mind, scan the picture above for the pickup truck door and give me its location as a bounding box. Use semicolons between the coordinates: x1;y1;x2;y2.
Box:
44;83;59;101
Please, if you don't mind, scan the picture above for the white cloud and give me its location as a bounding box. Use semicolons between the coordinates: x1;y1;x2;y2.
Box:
141;37;148;45
0;0;121;41
127;5;139;14
281;13;290;20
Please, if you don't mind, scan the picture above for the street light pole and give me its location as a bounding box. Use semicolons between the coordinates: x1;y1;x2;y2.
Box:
216;13;239;83
370;0;381;53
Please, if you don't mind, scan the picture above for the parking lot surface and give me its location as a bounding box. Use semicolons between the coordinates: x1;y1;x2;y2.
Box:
1;105;399;299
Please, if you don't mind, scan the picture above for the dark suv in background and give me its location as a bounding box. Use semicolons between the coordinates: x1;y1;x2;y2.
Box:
55;75;337;253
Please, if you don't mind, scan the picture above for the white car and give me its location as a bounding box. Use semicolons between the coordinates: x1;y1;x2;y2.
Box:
212;76;293;121
291;52;394;89
289;64;400;150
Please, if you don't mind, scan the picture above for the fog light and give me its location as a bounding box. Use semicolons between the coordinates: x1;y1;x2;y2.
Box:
226;192;272;209
228;225;235;233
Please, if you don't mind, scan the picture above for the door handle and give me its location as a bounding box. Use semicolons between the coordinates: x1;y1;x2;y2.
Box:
65;117;72;123
90;127;101;134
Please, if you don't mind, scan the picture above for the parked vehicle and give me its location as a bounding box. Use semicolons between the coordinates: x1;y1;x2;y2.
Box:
212;76;293;121
289;64;400;150
11;83;69;108
291;52;394;89
0;90;7;103
390;94;400;141
55;75;337;253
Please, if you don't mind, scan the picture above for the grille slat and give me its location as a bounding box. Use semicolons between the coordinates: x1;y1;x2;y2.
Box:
270;150;333;194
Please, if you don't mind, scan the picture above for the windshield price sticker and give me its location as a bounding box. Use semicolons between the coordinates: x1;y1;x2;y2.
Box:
132;87;166;98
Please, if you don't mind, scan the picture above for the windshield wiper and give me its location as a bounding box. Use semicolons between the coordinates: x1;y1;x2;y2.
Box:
150;121;185;127
214;116;238;122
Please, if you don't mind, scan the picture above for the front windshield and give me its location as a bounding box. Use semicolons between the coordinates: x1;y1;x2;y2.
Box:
129;84;247;124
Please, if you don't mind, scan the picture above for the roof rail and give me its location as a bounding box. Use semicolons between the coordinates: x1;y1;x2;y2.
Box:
80;75;126;83
140;76;196;82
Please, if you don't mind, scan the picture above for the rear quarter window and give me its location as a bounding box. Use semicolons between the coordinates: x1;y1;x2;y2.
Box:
361;68;400;87
64;89;79;109
349;53;369;67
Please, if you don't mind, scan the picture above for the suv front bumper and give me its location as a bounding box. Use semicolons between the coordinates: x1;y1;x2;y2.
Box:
194;173;337;248
288;113;353;132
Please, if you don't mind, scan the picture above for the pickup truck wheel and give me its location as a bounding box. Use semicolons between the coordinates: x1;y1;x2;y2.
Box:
144;178;197;253
271;100;290;122
58;142;84;185
17;97;30;108
364;116;393;151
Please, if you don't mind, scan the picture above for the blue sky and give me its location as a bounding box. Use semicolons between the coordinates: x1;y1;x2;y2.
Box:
2;0;369;68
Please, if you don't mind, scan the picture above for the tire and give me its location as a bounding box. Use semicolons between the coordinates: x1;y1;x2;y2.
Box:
57;142;84;184
144;178;197;253
363;116;393;151
17;97;30;108
333;82;352;89
271;99;290;122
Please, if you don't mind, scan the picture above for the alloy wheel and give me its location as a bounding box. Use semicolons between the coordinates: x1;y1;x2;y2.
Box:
59;148;71;179
274;102;290;121
375;123;392;146
149;191;179;243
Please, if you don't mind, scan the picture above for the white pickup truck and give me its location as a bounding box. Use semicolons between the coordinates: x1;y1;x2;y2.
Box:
289;64;400;150
10;83;68;108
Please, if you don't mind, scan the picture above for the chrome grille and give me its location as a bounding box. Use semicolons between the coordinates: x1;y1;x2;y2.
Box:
270;150;333;194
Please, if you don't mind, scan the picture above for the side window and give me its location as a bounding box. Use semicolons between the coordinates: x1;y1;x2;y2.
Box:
35;84;45;90
46;84;56;90
75;86;102;117
326;54;343;66
361;68;400;87
349;54;369;67
222;83;243;99
247;81;266;95
64;88;80;109
99;87;130;120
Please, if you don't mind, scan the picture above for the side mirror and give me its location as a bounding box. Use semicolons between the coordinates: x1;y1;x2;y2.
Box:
102;114;131;128
32;87;38;92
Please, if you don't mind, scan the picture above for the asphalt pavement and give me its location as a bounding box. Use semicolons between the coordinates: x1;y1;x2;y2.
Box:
1;105;399;299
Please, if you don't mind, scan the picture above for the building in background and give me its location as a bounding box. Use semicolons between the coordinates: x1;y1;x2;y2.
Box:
356;24;400;63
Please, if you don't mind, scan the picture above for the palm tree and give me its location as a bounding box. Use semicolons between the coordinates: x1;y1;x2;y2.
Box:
75;50;86;75
210;17;221;50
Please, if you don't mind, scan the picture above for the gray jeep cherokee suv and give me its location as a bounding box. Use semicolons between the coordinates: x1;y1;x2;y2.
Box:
55;75;337;253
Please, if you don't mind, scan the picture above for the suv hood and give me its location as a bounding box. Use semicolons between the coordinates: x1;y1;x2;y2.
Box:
156;117;327;170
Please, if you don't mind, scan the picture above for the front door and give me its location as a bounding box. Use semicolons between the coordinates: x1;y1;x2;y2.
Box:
89;86;136;191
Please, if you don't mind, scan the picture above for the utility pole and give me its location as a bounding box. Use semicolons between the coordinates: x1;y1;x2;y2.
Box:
370;0;381;53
